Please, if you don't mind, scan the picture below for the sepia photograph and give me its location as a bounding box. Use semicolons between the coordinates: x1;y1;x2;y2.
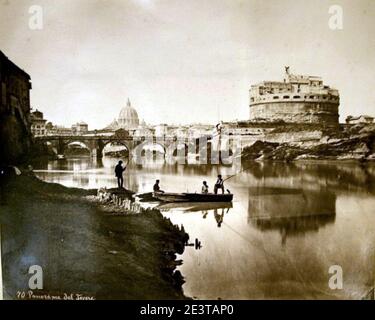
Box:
0;0;374;309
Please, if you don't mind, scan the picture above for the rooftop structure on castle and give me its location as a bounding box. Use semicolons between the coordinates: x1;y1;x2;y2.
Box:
249;67;340;124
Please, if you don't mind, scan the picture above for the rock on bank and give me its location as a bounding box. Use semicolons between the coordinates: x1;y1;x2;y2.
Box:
241;124;375;161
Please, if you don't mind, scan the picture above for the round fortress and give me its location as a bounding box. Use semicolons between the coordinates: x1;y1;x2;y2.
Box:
249;67;340;124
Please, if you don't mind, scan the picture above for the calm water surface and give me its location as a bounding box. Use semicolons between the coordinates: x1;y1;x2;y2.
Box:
34;157;375;299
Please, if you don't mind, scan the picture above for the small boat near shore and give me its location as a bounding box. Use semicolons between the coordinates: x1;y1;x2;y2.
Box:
153;192;233;203
156;201;233;212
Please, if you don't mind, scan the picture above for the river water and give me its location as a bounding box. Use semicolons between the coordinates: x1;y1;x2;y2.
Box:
33;156;375;299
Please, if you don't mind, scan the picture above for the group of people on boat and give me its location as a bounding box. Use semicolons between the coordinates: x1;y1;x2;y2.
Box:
201;175;225;194
153;175;225;195
115;160;225;194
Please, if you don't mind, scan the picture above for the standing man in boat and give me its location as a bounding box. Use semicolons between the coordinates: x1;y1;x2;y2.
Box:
214;175;225;194
115;160;126;189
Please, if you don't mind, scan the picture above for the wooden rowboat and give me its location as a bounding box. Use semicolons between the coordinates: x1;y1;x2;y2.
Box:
156;201;233;212
153;192;233;203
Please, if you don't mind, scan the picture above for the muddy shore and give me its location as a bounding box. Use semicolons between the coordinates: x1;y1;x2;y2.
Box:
0;171;189;300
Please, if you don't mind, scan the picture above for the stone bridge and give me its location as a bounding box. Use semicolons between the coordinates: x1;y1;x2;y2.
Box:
35;129;241;162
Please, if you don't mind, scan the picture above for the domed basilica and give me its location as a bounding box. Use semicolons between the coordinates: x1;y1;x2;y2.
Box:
106;98;140;131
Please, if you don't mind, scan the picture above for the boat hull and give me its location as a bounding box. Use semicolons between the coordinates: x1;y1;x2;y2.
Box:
153;192;233;203
156;201;233;212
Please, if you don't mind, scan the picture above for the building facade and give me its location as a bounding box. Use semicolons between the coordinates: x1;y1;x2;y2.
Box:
30;109;47;136
249;67;340;124
0;50;32;164
53;125;73;136
72;121;88;135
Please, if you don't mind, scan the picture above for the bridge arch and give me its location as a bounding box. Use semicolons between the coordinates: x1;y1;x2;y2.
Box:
100;140;130;158
133;141;166;159
38;138;92;157
63;140;91;156
65;141;90;149
35;132;239;161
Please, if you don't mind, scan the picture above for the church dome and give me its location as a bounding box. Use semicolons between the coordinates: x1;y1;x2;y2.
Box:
118;98;139;129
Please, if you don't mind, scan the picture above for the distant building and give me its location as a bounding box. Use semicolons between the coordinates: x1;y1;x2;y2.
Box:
151;123;212;138
133;120;153;137
45;121;54;135
169;126;189;138
0;50;32;164
44;123;73;136
72;121;88;135
30;109;47;136
249;67;340;124
118;98;139;130
154;124;169;137
187;124;213;138
346;115;374;125
105;118;120;131
53;125;73;136
104;98;141;132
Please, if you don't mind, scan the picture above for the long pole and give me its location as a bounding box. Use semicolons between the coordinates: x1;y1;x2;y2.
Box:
222;168;248;182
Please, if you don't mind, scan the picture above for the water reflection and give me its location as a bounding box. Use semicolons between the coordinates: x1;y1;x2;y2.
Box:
213;207;230;228
248;187;336;245
157;202;232;228
242;161;375;194
31;157;375;299
33;157;375;194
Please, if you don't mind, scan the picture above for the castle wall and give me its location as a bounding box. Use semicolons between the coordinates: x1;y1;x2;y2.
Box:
249;101;339;124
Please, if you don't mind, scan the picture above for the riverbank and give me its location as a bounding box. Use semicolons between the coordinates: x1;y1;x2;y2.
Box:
0;171;189;300
242;123;375;161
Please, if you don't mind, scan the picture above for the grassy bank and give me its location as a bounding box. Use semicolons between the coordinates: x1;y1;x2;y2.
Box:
0;172;188;300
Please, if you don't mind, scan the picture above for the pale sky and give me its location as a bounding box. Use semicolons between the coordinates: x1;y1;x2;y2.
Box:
1;0;374;128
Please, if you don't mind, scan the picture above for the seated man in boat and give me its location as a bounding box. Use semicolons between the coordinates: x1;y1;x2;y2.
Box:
153;180;164;193
214;175;225;194
201;181;209;194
